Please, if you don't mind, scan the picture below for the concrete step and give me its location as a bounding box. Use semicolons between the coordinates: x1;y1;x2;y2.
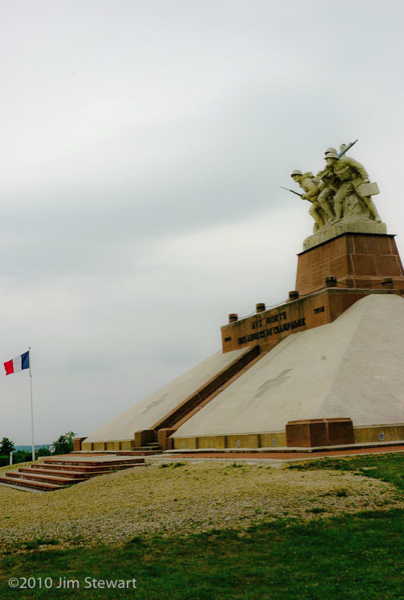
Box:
0;475;64;492
19;467;89;479
116;450;161;456
6;472;80;486
34;464;144;475
44;458;144;468
18;467;126;479
130;446;163;452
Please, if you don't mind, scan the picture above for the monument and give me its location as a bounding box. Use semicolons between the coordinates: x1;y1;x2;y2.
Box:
80;141;404;453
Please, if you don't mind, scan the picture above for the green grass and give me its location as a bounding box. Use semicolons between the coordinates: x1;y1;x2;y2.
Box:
2;511;404;599
287;452;404;492
1;452;404;599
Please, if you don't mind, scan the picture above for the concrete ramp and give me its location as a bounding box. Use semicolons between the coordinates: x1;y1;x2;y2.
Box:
172;294;404;440
83;346;252;444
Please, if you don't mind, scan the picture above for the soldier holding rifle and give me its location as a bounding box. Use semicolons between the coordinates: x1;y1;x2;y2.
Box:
324;148;382;223
288;170;325;230
282;139;382;227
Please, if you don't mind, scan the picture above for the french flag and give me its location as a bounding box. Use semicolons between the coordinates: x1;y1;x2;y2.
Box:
4;351;30;376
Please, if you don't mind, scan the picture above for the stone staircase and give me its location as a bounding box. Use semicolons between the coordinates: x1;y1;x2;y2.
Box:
0;455;145;493
136;434;161;453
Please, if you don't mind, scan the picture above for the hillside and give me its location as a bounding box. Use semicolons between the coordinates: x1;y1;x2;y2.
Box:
0;457;402;553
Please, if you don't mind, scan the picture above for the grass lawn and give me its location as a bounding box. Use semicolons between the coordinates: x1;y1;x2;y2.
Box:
1;452;404;599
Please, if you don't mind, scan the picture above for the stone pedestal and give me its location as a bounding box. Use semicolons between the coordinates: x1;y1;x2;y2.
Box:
286;418;354;447
286;419;328;447
327;418;355;445
303;219;387;250
296;233;404;297
73;437;87;452
157;428;177;451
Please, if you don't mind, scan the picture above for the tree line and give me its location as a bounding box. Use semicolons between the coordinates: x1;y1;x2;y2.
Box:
0;431;76;466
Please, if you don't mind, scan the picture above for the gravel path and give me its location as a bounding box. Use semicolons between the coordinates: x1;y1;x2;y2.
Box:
0;461;402;553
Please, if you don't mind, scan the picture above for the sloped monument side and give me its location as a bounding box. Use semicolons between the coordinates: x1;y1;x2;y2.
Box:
80;141;404;452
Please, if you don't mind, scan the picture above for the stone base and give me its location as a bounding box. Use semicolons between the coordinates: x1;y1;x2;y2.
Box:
73;437;87;452
304;219;387;251
286;418;354;448
296;232;404;297
157;428;177;451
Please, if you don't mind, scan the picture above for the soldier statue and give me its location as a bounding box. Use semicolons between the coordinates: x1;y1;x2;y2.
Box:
286;140;382;231
324;149;382;223
290;170;325;230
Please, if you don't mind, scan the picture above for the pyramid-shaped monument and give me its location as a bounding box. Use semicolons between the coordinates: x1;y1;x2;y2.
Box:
80;141;404;452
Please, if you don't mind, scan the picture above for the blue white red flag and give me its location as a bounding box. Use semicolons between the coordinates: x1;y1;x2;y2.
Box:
4;351;30;376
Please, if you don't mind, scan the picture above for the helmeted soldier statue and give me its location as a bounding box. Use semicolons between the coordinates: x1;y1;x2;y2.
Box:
290;170;325;230
309;147;341;223
324;151;382;223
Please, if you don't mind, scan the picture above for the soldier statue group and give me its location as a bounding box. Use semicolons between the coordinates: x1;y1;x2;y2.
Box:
286;141;382;233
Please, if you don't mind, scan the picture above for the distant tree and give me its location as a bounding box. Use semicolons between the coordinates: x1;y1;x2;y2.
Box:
37;446;51;457
53;431;77;455
13;450;31;464
0;437;15;454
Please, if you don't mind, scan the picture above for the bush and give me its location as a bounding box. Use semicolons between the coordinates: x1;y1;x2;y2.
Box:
37;446;51;457
0;455;10;467
13;450;32;464
53;431;77;455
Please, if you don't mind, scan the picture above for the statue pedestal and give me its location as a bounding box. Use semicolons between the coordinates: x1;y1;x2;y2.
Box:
296;232;404;297
303;219;387;251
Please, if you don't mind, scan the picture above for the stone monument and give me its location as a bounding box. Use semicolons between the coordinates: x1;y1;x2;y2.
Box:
79;142;404;454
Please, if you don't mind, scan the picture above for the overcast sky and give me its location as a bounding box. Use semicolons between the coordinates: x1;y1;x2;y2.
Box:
1;0;403;445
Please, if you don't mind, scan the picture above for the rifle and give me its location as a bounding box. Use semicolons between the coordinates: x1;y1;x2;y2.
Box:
319;139;359;181
337;139;358;159
279;185;302;198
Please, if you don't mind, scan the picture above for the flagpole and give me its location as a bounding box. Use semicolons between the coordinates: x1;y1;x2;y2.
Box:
29;347;35;462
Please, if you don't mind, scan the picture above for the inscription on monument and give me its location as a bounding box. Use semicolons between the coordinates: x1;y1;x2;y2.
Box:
238;317;306;345
251;311;287;330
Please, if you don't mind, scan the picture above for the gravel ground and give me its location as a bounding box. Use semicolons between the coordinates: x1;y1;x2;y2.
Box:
0;460;402;553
